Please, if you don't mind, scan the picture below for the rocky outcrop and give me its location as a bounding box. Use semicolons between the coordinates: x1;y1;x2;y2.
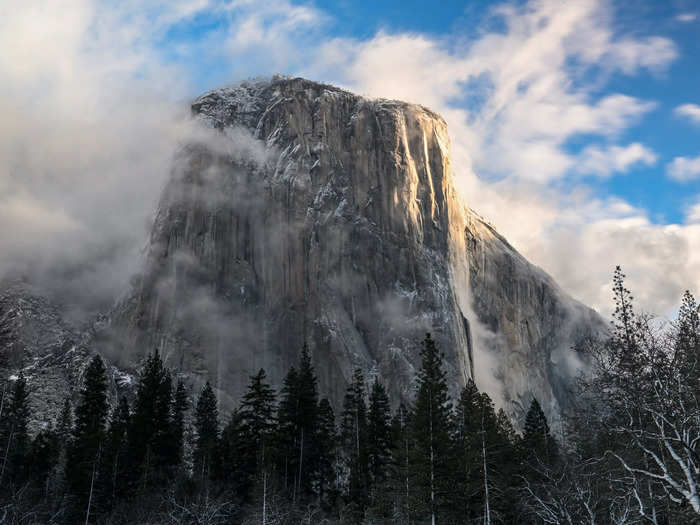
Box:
111;77;606;420
0;279;91;428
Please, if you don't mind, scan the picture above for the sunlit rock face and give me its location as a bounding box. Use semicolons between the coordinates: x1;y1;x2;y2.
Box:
112;77;605;420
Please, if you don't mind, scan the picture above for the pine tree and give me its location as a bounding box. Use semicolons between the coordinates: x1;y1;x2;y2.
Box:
388;404;412;524
366;378;392;518
522;398;556;465
66;355;109;521
101;396;130;508
218;408;245;491
126;349;173;492
276;345;321;503
340;368;369;524
52;396;73;500
154;368;174;467
410;333;453;525
172;379;188;466
28;424;60;491
57;397;73;444
452;380;482;522
277;365;298;495
452;381;518;524
0;373;30;488
194;381;219;486
238;369;276;500
316;397;337;510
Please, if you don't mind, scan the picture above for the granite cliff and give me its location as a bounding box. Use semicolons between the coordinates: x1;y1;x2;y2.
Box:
106;77;605;420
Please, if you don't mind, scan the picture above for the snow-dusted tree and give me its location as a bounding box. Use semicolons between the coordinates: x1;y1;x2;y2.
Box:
581;270;700;521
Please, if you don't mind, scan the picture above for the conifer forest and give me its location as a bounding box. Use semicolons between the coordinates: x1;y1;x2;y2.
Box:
1;267;699;525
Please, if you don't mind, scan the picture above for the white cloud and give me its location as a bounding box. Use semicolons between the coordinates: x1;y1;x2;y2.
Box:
677;13;697;22
606;36;678;74
1;0;695;323
311;1;667;184
577;143;658;177
675;103;700;124
667;155;700;182
304;0;697;317
686;200;700;224
0;0;324;313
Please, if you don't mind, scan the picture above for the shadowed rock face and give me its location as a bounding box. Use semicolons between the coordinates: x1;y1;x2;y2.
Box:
0;279;96;428
112;77;605;421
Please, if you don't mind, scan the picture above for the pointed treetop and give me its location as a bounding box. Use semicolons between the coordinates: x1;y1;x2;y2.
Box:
523;398;550;443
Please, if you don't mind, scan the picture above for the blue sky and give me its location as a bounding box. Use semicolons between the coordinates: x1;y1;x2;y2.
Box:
1;0;699;316
150;0;700;224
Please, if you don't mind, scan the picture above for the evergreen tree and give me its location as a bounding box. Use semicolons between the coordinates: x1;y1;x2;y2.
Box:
410;333;453;525
276;345;320;503
52;396;73;500
101;396;130;507
316;397;337;510
172;379;188;466
388;404;412;524
0;373;30;488
126;349;173;492
277;365;298;494
238;369;276;500
194;381;219;486
452;381;520;523
28;424;60;492
522;398;556;465
452;380;482;522
57;397;73;443
154;368;174;466
339;368;369;524
218;408;245;491
66;355;109;521
366;378;392;518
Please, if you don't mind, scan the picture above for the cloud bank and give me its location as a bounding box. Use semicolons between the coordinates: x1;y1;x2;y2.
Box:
1;0;698;324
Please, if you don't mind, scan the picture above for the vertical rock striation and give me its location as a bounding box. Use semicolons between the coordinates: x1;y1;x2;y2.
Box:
112;77;605;420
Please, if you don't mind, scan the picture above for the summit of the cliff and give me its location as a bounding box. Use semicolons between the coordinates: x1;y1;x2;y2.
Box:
191;75;447;130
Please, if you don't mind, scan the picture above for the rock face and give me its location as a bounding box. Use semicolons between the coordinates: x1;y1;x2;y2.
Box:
112;77;605;420
0;279;94;429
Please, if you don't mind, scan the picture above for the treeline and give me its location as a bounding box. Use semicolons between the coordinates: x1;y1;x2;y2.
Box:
0;344;552;524
1;266;699;524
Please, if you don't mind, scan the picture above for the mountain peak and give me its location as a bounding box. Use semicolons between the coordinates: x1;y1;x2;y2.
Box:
107;77;604;421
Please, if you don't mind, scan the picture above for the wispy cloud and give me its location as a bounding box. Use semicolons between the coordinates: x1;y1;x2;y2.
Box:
577;143;658;177
667;155;700;182
306;0;693;315
0;0;695;321
676;13;697;22
675;103;700;124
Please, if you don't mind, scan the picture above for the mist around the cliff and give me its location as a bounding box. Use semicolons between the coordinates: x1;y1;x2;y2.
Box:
1;0;698;327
